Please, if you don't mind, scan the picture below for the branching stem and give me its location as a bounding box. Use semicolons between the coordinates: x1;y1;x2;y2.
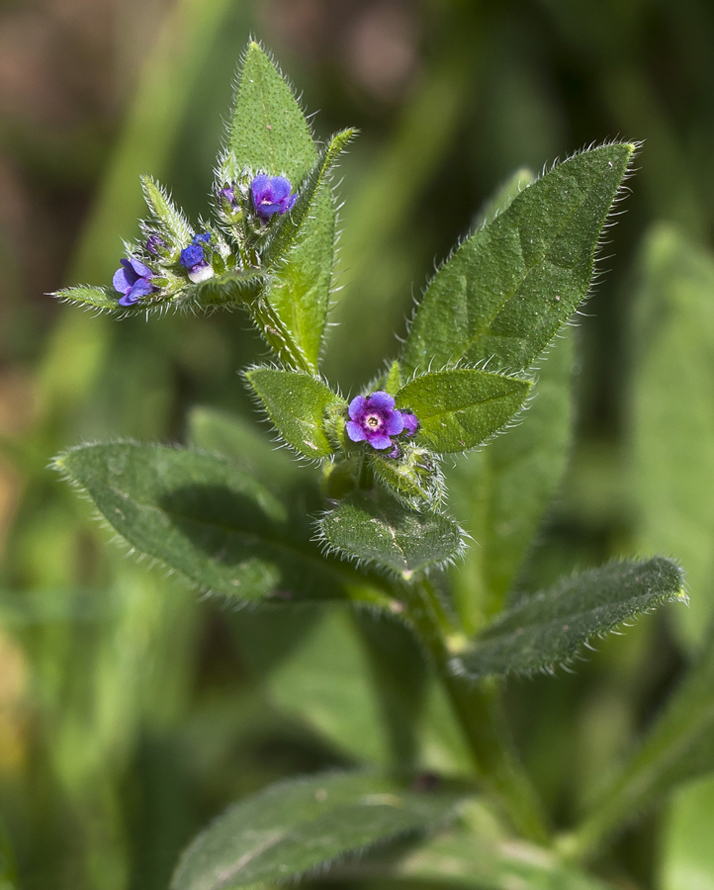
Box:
403;575;550;844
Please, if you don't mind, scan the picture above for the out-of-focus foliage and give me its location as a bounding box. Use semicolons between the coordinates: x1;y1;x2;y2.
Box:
3;1;714;888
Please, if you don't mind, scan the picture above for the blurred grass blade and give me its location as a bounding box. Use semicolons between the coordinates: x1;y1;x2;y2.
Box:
402;143;635;376
474;167;535;229
319;490;465;578
73;0;238;283
448;331;575;631
187;405;303;487
55;443;391;608
660;776;714;890
630;223;714;650
571;629;714;858
337;823;615;890
171;771;467;890
454;557;685;679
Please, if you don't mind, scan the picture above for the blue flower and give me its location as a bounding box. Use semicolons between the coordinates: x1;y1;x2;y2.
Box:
346;391;419;452
112;258;156;306
251;174;297;219
180;233;214;283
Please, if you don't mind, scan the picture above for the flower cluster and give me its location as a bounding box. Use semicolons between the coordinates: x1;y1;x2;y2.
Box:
112;173;298;308
346;391;418;457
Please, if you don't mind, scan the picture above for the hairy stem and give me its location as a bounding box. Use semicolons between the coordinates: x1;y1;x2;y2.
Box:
404;577;550;844
247;297;313;374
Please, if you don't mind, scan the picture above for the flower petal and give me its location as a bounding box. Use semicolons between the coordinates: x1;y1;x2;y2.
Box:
256;202;282;218
129;258;154;279
251;174;270;203
180;243;205;270
348;395;368;421
346;420;367;442
118;290;140;306
112;264;134;294
401;413;419;436
269;176;292;201
384;410;404;436
367;433;393;450
367;391;395;411
285;192;298;211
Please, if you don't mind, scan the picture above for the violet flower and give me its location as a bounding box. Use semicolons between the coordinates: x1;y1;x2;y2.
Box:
346;391;419;452
251;174;297;219
180;233;214;283
146;234;166;255
113;258;156;306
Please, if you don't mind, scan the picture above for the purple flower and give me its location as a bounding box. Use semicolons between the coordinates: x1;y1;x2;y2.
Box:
180;243;205;270
112;257;156;306
193;232;211;244
251;174;297;219
346;391;419;451
219;185;237;207
146;234;165;255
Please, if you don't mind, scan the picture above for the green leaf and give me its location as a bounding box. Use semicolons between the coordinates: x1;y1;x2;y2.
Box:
53;285;121;312
630;224;714;650
187;406;303;487
245;367;345;460
264;128;355;266
370;447;445;508
225;41;317;184
55;443;391;608
474;167;535;229
340;821;615;890
447;331;575;631
141;175;194;248
225;41;336;372
319;489;464;578
396;369;532;454
171;771;467;890
455;557;686;679
402;143;635;376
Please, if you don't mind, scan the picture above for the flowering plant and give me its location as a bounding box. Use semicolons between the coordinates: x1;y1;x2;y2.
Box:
52;42;699;890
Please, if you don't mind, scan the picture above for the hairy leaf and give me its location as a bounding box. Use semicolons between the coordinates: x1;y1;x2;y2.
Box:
141;175;194;247
245;367;345;459
264;128;354;266
455;557;685;679
225;41;335;370
55;443;390;608
226;41;316;183
402;143;634;376
319;489;464;578
448;331;575;630
396;369;531;454
171;771;466;890
53;285;123;312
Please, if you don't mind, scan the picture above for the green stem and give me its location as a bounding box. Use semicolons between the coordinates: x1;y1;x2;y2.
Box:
403;577;550;844
248;297;313;374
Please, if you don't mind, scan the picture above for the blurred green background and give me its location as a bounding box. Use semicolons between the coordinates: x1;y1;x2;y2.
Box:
2;0;714;887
